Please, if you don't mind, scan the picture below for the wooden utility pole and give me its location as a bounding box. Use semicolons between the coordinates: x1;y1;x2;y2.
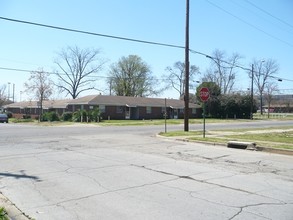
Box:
250;64;254;120
184;0;190;131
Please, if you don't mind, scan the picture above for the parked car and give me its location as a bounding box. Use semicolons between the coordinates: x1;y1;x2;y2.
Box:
0;114;8;123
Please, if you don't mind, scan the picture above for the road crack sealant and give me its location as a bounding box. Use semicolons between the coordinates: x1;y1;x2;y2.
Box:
227;202;291;220
130;164;291;220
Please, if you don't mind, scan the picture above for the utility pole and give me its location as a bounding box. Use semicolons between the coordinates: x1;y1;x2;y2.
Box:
250;64;254;120
109;78;112;95
13;83;15;102
184;0;190;132
7;82;11;101
259;60;265;115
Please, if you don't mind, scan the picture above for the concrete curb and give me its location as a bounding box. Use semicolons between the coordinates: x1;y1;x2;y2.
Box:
0;193;30;220
256;146;293;156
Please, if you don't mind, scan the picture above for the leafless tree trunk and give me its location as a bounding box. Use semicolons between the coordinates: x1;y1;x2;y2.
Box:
0;85;7;107
264;81;279;118
204;49;242;94
24;69;54;121
54;46;106;99
164;61;199;98
253;59;279;115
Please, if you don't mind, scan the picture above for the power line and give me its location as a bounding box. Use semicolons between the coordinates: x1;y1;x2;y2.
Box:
2;65;293;84
278;89;293;91
1;16;292;83
0;66;170;81
0;15;290;71
231;0;293;36
270;75;293;82
188;51;293;83
0;15;252;75
205;0;293;48
244;0;293;30
190;49;251;71
0;66;105;78
0;16;184;50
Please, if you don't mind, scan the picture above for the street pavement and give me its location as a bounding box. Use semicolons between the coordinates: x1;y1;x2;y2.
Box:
0;122;293;220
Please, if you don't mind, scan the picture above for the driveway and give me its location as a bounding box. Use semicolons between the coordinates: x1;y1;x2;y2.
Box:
0;123;293;220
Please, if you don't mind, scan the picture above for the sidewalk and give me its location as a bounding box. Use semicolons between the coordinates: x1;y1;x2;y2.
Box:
0;193;30;220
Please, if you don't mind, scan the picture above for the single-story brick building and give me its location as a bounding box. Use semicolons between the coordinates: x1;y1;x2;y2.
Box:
3;99;70;119
4;95;201;120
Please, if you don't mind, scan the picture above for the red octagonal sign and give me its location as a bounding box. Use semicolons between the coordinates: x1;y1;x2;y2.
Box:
200;87;210;102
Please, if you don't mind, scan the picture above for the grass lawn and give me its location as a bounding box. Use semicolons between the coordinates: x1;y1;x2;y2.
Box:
8;118;35;123
160;128;293;150
99;118;252;126
0;207;9;220
8;113;293;126
225;131;293;150
100;119;182;126
159;131;203;137
226;131;293;144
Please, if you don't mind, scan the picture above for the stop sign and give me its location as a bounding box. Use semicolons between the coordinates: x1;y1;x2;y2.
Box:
199;87;210;102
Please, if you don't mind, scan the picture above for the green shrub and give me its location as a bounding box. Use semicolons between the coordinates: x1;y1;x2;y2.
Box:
61;112;73;121
12;118;34;123
73;110;95;122
42;112;60;122
23;115;31;119
88;108;100;122
5;112;12;118
72;110;86;122
71;108;100;122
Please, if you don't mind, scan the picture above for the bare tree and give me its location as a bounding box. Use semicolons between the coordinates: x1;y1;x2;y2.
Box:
164;61;199;98
24;69;54;120
204;49;242;94
252;59;279;114
264;81;279;118
0;84;7;107
54;46;106;99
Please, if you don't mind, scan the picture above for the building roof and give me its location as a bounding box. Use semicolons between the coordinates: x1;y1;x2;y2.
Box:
3;99;70;109
4;95;200;109
70;95;200;109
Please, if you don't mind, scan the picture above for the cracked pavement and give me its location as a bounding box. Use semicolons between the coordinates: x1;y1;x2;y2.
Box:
0;123;293;220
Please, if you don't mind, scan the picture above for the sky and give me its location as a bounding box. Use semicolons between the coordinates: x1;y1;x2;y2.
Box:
0;0;292;102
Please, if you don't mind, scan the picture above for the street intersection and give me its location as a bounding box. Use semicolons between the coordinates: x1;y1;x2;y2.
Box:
0;122;292;219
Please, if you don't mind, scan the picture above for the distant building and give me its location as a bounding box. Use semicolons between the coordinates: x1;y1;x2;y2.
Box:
262;94;293;113
3;95;201;120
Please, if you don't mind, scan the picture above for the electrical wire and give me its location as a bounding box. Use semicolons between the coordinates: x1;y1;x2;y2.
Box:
1;64;292;83
0;66;171;81
231;0;293;36
244;0;293;29
0;17;292;83
0;15;290;72
205;0;293;48
0;16;184;50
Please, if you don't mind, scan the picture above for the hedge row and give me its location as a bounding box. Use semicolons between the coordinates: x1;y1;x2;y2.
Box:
41;108;100;122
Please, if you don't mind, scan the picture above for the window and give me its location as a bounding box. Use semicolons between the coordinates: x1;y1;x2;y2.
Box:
99;105;105;113
116;106;123;113
192;108;197;114
146;106;152;114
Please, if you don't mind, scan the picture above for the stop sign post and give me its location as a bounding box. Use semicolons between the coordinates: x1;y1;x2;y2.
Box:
199;87;210;138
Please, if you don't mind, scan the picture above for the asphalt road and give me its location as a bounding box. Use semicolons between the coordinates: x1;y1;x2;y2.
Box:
0;121;293;220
